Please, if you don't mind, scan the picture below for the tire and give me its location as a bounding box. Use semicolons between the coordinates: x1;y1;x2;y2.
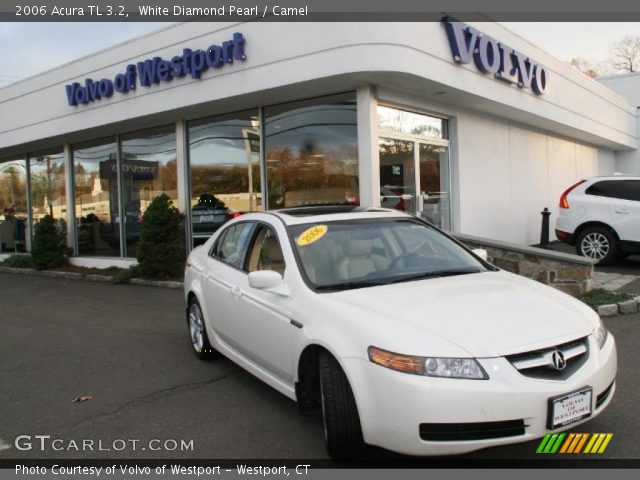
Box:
319;351;364;459
576;226;618;265
186;297;218;360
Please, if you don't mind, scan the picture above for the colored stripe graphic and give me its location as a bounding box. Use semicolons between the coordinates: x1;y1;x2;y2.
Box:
537;433;613;454
575;433;589;453
559;433;575;453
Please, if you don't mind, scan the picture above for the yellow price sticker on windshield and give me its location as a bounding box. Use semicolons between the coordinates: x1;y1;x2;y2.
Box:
297;225;328;246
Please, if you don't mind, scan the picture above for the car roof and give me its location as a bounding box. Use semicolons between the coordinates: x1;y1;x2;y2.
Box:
259;206;410;226
585;174;640;181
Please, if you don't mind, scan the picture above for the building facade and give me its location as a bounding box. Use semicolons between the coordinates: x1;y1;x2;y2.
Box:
0;21;638;265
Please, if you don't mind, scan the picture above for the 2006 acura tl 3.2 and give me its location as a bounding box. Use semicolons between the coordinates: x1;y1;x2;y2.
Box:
183;206;617;458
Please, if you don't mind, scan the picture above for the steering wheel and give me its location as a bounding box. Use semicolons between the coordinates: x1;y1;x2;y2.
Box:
389;252;421;269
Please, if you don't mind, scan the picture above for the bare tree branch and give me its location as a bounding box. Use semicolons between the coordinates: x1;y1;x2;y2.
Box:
609;35;640;73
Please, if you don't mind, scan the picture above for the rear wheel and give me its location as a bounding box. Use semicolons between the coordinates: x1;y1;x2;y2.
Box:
319;352;364;459
576;226;618;265
187;298;217;360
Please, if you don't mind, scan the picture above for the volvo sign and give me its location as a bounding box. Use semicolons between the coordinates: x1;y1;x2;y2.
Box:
442;18;549;95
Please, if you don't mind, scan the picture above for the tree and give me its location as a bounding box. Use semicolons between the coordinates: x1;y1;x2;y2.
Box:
136;194;185;279
31;215;69;270
568;57;601;78
609;35;640;73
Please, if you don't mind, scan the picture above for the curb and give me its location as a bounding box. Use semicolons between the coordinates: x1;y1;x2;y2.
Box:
597;298;640;317
0;266;183;289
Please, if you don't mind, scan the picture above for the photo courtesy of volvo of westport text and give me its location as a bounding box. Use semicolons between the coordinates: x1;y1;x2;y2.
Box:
14;465;311;477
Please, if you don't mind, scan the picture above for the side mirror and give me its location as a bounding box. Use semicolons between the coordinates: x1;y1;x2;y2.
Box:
472;248;489;261
248;270;283;290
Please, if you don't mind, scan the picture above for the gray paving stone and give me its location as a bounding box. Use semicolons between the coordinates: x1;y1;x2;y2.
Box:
597;304;619;317
618;299;638;314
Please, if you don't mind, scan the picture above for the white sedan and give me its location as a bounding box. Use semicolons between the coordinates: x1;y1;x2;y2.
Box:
183;207;617;458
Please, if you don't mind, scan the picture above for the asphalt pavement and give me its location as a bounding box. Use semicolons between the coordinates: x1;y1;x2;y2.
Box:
0;272;638;462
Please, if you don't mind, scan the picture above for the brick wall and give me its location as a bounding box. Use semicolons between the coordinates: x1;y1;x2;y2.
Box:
453;233;595;295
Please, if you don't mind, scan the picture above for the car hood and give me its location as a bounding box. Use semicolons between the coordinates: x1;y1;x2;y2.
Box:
329;271;596;357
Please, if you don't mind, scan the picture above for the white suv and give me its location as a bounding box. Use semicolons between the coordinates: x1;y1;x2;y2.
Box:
556;175;640;264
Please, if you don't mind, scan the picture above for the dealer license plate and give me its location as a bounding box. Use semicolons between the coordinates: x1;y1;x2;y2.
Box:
548;387;593;429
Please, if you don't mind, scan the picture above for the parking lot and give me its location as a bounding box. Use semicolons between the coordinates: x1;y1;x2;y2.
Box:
0;272;638;461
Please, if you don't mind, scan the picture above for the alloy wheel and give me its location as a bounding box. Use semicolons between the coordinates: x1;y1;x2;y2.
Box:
580;232;610;260
188;303;205;352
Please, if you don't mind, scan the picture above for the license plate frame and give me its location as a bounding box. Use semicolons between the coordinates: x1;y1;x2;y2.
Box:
547;386;593;430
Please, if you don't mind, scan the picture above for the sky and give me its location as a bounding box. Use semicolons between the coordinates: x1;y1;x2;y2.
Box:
1;22;640;87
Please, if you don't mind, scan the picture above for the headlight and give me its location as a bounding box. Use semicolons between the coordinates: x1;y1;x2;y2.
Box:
594;318;608;349
367;346;488;379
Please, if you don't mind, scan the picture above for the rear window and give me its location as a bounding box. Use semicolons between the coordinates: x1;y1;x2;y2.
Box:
586;180;640;202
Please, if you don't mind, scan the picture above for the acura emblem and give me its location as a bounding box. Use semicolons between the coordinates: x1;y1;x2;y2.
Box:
551;351;567;371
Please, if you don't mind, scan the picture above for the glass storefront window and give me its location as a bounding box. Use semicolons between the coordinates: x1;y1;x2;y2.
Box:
188;110;261;247
73;138;120;256
0;157;28;252
265;93;359;208
419;143;451;230
378;105;448;140
120;126;177;257
377;105;452;230
29;149;66;239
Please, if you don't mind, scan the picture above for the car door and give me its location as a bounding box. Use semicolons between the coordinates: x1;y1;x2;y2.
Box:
604;180;640;241
202;221;256;347
222;221;295;384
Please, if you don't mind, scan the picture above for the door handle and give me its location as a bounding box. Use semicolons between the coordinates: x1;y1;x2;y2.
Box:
614;208;629;214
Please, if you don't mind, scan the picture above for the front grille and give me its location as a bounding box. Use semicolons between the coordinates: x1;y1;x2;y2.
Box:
419;420;526;441
505;337;589;380
596;381;615;409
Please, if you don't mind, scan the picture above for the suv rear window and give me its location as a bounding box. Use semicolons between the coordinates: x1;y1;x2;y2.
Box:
586;180;640;201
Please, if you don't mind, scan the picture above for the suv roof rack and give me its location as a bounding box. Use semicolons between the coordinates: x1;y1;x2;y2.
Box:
275;205;394;217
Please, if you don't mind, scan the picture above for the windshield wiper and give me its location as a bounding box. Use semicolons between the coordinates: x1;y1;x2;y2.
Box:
387;268;482;284
315;280;385;291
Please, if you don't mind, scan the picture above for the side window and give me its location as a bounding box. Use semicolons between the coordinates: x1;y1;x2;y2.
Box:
246;225;286;275
210;222;254;269
621;181;640;201
585;180;640;201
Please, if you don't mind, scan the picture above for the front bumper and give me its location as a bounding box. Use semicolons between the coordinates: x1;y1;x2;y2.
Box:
343;334;617;456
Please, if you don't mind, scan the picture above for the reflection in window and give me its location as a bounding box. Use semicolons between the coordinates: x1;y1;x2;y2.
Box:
120;126;177;257
73;138;120;256
0;157;27;252
419;144;451;230
265;93;359;208
29;149;66;239
188;110;261;246
378;105;447;140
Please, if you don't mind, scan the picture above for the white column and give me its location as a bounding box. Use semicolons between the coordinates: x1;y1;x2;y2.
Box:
356;85;380;207
63;143;76;253
175;119;191;249
176;120;188;212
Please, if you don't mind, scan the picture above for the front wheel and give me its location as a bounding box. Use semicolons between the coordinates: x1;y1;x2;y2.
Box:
187;298;218;360
319;352;364;459
576;226;618;265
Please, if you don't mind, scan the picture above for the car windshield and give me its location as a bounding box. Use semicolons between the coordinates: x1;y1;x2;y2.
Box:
288;218;489;291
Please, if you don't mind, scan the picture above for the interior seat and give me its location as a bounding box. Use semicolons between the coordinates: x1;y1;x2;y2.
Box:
336;238;390;280
258;235;285;275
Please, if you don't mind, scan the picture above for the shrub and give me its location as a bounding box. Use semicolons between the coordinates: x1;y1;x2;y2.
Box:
31;215;69;270
112;264;141;284
2;254;33;269
136;194;185;279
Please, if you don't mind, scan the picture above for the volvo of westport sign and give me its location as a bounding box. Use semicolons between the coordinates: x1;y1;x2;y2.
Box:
442;18;549;95
65;32;246;106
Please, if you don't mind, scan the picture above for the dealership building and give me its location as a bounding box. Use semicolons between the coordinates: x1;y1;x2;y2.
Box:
0;21;638;265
